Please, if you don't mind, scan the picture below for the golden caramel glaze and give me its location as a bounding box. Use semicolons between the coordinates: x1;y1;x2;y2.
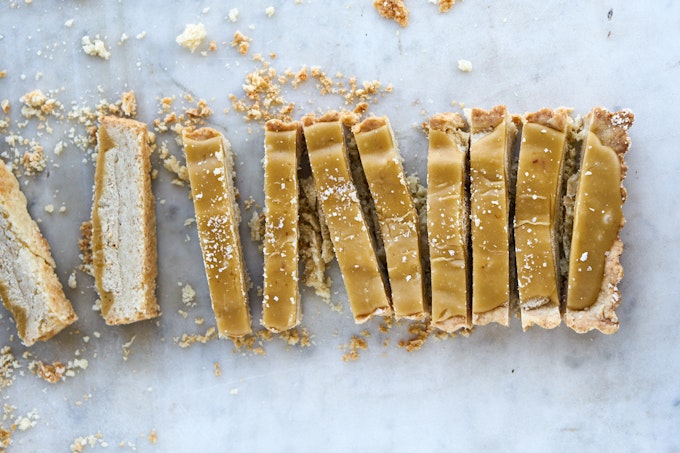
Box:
262;120;301;332
514;109;570;330
182;128;251;338
426;113;471;332
565;108;633;334
353;116;426;320
302;113;391;323
468;106;516;326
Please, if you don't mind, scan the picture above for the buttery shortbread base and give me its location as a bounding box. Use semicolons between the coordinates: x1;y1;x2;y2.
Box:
564;239;622;334
92;116;159;325
0;160;77;346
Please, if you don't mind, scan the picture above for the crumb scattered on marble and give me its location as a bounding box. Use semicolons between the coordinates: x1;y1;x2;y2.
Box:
373;0;409;27
458;59;472;72
176;23;207;53
81;35;111;60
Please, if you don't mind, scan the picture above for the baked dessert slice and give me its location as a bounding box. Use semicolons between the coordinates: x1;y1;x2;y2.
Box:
514;108;571;330
262;120;302;332
426;113;471;332
0;160;77;345
564;107;633;334
182;128;251;338
302;111;392;323
92;116;159;325
352;116;426;320
467;106;517;326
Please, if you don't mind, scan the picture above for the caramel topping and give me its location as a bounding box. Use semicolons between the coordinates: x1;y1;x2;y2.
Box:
567;131;623;310
469;117;510;321
353;117;426;320
514;121;566;322
427;120;470;331
302;114;391;322
182;129;251;338
262;121;301;332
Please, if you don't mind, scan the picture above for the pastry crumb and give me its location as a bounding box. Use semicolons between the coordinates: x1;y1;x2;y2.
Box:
342;335;368;362
438;0;456;12
231;31;251;55
373;0;409;27
148;429;157;444
458;59;473;72
176;23;207;53
81;35;111;60
265;6;275;17
227;8;239;22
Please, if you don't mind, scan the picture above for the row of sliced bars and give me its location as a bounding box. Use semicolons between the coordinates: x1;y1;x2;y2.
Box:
181;105;633;339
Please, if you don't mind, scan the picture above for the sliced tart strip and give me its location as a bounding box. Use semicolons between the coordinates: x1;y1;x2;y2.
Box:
514;108;570;330
302;112;391;323
262;120;302;332
467;106;517;326
182;128;251;338
0;160;77;345
565;108;633;334
92;116;159;325
426;113;471;332
353;116;426;320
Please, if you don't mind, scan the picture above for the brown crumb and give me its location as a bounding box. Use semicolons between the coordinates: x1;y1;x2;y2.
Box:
148;429;157;444
438;0;456;12
32;361;67;383
79;221;93;276
398;322;432;352
379;317;394;333
213;362;221;377
342;335;368;362
373;0;409;27
0;347;19;390
278;328;311;348
0;69;6;79
175;327;217;348
209;40;217;51
231;31;251;55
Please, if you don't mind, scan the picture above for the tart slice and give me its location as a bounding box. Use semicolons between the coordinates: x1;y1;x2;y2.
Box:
92;116;159;325
0;159;77;345
514;108;571;330
467;106;517;326
426;113;471;332
182;128;251;338
352;116;426;320
262;120;302;332
564;107;633;334
302;112;392;323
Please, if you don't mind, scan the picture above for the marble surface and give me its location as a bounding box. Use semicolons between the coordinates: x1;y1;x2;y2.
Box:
0;1;678;451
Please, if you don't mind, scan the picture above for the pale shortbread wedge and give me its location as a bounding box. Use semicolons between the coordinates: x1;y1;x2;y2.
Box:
262;120;302;332
302;112;391;323
467;106;517;326
92;116;159;325
353;116;426;320
515;108;571;330
182;128;251;338
564;108;633;334
0;160;77;346
427;113;471;332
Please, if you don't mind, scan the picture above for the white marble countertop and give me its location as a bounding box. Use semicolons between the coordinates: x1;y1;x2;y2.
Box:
0;1;678;451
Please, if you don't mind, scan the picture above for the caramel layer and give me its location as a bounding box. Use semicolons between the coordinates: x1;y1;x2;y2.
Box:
427;113;470;332
182;128;251;338
567;131;623;310
515;112;568;330
302;113;391;323
353;117;426;320
262;121;301;332
469;106;513;326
